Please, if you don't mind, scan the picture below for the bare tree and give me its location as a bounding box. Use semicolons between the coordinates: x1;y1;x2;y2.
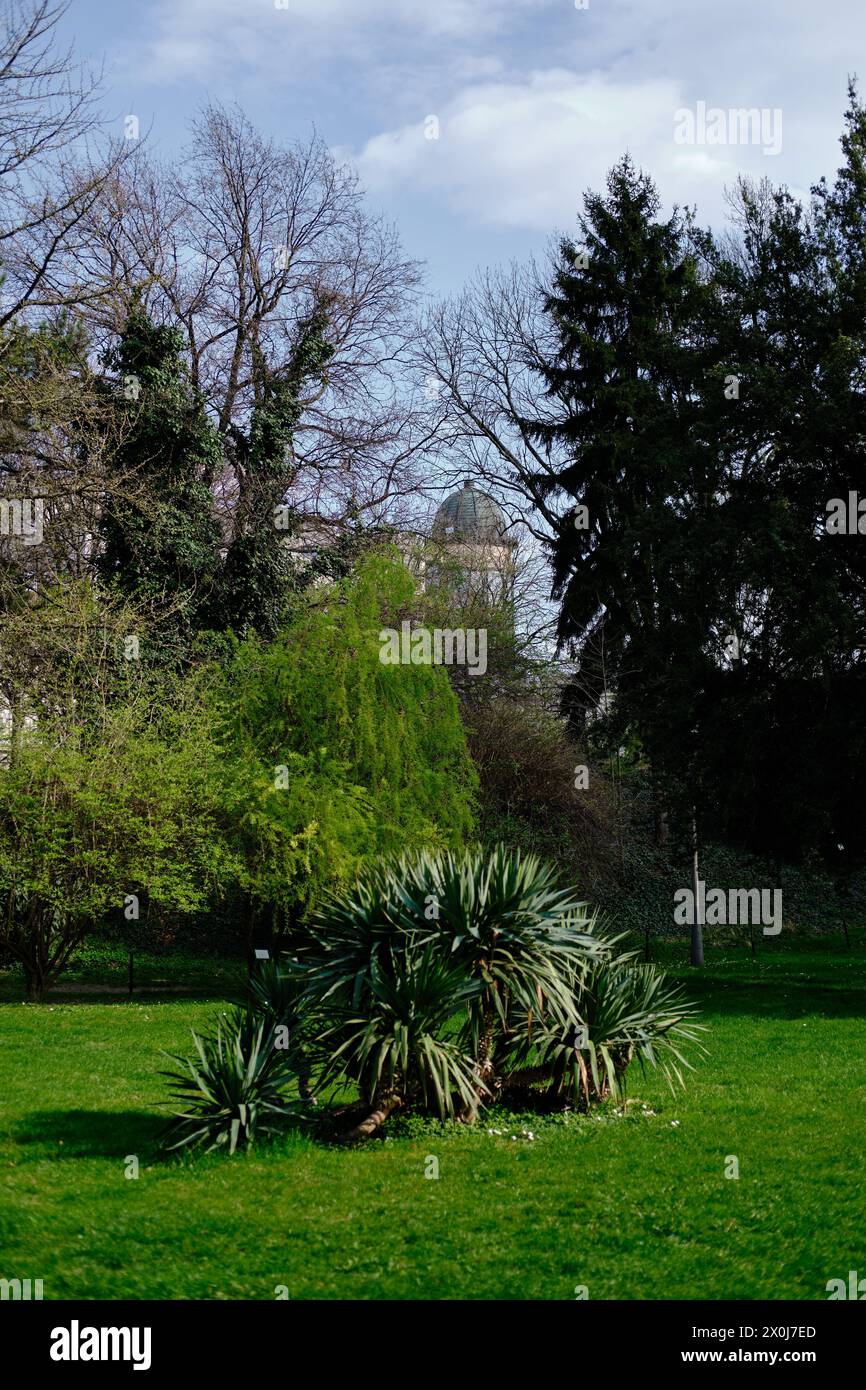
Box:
64;104;432;536
0;0;126;332
415;256;575;544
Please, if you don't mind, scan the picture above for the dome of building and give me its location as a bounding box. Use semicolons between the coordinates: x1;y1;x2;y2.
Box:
431;480;510;543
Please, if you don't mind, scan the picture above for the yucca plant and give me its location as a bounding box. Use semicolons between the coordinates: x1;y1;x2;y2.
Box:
247;958;307;1027
303;845;607;1107
296;862;413;1012
160;1008;298;1154
246;958;316;1100
395;846;606;1091
318;941;484;1141
182;850;706;1149
506;959;706;1109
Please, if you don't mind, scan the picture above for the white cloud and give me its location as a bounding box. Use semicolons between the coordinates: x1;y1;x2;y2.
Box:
344;70;765;231
139;0;551;83
125;0;862;247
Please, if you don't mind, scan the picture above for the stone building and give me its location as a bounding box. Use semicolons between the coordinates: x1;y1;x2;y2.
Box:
427;479;516;605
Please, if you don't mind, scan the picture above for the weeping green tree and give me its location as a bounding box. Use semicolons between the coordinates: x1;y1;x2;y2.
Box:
219;552;479;940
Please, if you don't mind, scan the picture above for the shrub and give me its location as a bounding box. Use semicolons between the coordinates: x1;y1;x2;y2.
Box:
290;846;691;1140
160;1009;298;1155
317;941;483;1134
505;956;706;1109
463;696;622;893
0;607;237;1000
161;847;705;1150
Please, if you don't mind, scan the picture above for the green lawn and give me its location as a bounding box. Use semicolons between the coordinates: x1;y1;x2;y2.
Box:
1;938;864;1300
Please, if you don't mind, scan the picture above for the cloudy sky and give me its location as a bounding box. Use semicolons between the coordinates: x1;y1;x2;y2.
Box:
63;0;864;292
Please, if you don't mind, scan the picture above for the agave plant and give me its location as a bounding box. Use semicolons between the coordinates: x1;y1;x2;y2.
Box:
318;940;483;1141
160;1008;298;1154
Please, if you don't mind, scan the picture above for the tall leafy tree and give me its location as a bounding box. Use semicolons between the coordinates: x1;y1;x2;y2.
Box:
702;91;866;868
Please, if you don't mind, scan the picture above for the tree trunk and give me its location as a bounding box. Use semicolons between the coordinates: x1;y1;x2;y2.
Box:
340;1091;402;1144
690;808;704;966
298;1065;316;1104
651;765;669;846
24;961;47;1002
464;1001;499;1117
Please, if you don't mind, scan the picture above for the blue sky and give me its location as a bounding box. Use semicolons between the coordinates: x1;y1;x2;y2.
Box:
61;0;865;295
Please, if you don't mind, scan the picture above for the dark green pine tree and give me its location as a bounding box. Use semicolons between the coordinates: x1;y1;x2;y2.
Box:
701;89;866;871
214;307;335;637
97;303;223;656
526;157;728;828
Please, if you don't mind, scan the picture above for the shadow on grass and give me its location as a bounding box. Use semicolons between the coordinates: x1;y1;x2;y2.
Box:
672;974;866;1020
14;1104;336;1160
14;1109;164;1158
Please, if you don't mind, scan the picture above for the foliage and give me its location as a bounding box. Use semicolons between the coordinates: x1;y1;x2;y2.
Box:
240;845;704;1141
464;695;622;893
507;957;706;1108
528;154;722;772
0;555;478;999
161;1009;298;1154
97;302;223;655
523;116;866;874
215;307;335;636
219;552;478;933
0;591;237;1000
317;940;483;1121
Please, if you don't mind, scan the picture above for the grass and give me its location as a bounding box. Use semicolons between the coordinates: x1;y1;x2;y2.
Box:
0;936;864;1300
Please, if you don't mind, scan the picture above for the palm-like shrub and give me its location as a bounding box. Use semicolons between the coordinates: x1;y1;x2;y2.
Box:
160;1009;297;1154
294;846;617;1132
319;942;483;1139
161;847;705;1149
246;958;316;1100
247;959;306;1027
506;959;706;1109
303;846;605;1093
